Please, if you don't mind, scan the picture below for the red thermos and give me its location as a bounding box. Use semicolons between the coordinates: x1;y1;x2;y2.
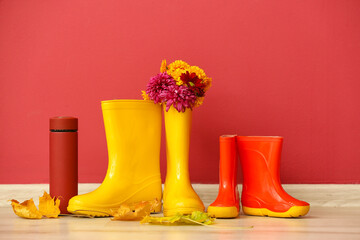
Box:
50;116;78;214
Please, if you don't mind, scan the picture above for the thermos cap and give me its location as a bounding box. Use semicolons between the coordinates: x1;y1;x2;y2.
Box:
50;116;78;131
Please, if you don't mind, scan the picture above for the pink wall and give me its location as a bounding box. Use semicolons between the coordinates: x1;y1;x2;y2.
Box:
1;0;359;184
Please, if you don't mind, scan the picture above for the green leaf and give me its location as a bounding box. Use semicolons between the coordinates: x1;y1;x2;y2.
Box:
190;211;211;222
140;211;215;226
168;213;183;223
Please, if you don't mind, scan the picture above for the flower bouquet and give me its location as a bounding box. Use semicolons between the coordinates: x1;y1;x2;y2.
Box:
142;60;212;216
142;60;212;112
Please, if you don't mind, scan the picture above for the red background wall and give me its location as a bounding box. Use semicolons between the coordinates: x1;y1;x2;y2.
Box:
1;0;359;184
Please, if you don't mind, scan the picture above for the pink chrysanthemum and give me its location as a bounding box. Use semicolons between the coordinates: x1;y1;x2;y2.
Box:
160;85;197;112
146;73;176;104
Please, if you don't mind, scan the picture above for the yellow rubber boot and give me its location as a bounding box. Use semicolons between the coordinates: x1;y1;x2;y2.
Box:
67;100;162;217
163;106;205;217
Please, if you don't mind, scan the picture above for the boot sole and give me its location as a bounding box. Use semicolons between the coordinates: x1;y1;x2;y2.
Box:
163;207;205;217
207;206;239;218
68;203;162;217
242;205;310;218
67;206;111;217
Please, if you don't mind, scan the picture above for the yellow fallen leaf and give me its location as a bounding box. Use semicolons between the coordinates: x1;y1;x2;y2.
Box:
38;191;60;218
10;199;42;219
111;199;159;221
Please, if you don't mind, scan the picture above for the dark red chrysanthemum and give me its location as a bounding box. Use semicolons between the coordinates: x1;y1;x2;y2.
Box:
180;71;206;97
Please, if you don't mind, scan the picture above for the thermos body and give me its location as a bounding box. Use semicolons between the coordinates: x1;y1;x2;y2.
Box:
49;117;78;214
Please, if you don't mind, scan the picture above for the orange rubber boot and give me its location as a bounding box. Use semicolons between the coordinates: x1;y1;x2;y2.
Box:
207;135;240;218
237;136;310;218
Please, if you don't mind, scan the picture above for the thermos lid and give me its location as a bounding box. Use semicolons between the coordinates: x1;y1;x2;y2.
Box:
50;116;78;130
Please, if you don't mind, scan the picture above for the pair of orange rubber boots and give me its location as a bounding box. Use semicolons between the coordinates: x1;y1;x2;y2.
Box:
207;135;310;218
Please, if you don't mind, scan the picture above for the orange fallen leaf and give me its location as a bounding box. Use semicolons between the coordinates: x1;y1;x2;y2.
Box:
111;199;159;221
10;191;61;219
10;199;42;219
38;191;60;218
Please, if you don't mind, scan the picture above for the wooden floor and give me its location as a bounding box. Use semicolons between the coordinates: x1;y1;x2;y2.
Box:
1;184;360;240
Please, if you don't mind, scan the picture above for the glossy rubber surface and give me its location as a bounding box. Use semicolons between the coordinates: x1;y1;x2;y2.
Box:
237;136;310;218
67;100;162;216
163;106;205;217
208;135;240;218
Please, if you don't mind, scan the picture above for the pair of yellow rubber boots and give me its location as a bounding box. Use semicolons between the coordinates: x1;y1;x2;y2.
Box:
67;100;204;217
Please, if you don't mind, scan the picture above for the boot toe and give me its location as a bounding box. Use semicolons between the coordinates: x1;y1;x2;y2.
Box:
67;194;111;217
207;205;239;218
163;197;205;217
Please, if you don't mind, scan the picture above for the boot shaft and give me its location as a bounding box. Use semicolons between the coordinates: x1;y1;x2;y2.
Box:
219;135;238;189
163;106;192;183
101;100;162;181
237;136;283;189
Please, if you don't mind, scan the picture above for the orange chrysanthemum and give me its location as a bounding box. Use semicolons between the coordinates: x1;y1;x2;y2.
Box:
141;90;150;101
160;60;168;73
166;60;190;85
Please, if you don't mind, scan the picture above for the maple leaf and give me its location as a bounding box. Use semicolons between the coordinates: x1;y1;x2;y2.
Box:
10;199;43;219
140;211;215;226
38;191;61;218
111;199;159;221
